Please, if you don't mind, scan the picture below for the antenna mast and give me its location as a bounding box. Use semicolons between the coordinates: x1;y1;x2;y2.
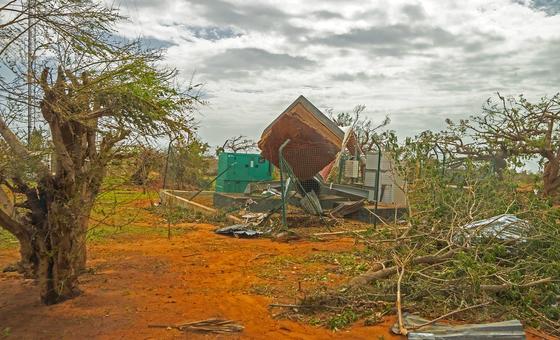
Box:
26;0;35;145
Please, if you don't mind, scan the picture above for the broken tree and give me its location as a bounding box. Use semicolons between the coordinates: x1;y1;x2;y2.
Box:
0;0;197;304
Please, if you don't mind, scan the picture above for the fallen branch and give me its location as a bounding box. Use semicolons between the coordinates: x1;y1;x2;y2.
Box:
408;301;492;331
347;248;461;289
481;277;553;293
313;230;367;236
395;261;408;336
148;318;244;334
269;303;342;311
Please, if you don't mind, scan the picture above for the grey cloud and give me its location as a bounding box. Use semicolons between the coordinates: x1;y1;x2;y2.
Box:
418;36;559;95
514;0;560;15
313;23;508;57
313;24;457;54
402;4;427;20
186;0;309;36
330;72;387;82
200;48;316;79
312;10;345;19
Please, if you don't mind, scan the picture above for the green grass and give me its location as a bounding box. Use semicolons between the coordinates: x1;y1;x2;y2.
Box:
0;229;17;249
1;187;170;248
86;224;195;243
307;251;370;276
148;205;230;225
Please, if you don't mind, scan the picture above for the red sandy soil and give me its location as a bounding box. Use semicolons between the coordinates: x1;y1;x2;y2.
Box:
0;199;555;339
0;208;402;339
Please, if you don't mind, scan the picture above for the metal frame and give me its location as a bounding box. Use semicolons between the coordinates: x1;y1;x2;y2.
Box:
279;139;291;228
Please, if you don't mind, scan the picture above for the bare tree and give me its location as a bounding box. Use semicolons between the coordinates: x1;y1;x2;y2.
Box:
0;0;199;304
445;93;560;196
330;105;390;152
218;135;257;153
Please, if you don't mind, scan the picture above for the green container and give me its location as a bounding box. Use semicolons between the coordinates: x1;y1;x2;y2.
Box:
215;152;272;193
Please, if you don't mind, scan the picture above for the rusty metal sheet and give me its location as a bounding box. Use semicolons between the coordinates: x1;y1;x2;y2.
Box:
258;95;355;180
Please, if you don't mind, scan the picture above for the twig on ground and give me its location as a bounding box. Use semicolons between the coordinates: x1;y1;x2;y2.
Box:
408;301;493;331
148;318;244;334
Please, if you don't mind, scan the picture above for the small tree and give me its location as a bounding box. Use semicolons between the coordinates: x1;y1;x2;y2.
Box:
445;93;560;196
166;135;209;189
130;146;165;187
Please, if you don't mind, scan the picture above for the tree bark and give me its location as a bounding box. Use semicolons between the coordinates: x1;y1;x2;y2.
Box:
0;208;38;277
35;188;92;305
543;157;560;197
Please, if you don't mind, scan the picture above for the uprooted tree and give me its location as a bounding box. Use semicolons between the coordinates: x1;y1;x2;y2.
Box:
0;0;198;304
444;93;560;196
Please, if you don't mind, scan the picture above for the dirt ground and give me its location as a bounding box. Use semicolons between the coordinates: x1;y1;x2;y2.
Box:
0;199;403;339
0;196;555;339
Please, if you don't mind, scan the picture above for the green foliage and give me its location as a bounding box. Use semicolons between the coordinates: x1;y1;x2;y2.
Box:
326;309;359;330
297;132;560;335
166;136;210;189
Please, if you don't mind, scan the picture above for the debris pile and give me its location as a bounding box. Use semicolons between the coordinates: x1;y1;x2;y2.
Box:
283;155;560;337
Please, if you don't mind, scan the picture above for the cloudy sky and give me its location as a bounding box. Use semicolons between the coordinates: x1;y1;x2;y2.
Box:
113;0;560;149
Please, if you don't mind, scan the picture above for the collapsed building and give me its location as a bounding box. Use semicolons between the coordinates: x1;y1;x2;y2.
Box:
161;95;406;226
256;95;406;224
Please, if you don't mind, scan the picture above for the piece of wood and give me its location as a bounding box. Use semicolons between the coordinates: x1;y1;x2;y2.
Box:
395;264;408;336
313;229;367;236
160;190;243;224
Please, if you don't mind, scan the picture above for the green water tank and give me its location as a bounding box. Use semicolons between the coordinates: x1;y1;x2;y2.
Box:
215;152;272;193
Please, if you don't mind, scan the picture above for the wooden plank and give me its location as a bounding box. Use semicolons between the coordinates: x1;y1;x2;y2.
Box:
160;190;243;224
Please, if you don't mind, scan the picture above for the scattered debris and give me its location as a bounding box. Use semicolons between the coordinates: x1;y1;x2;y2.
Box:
391;313;525;339
262;187;281;197
241;212;267;224
458;214;529;243
215;224;265;237
330;200;365;218
300;191;323;215
148;318;244;334
273;231;301;242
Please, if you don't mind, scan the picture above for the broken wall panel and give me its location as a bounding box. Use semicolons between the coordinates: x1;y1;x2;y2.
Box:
258;95;356;180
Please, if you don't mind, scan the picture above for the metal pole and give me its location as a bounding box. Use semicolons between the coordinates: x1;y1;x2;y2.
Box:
162;138;175;190
373;142;381;228
27;0;34;145
279;139;290;228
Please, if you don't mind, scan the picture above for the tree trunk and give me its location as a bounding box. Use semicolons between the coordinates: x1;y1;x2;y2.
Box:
34;185;92;305
543;157;560;197
16;231;39;278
